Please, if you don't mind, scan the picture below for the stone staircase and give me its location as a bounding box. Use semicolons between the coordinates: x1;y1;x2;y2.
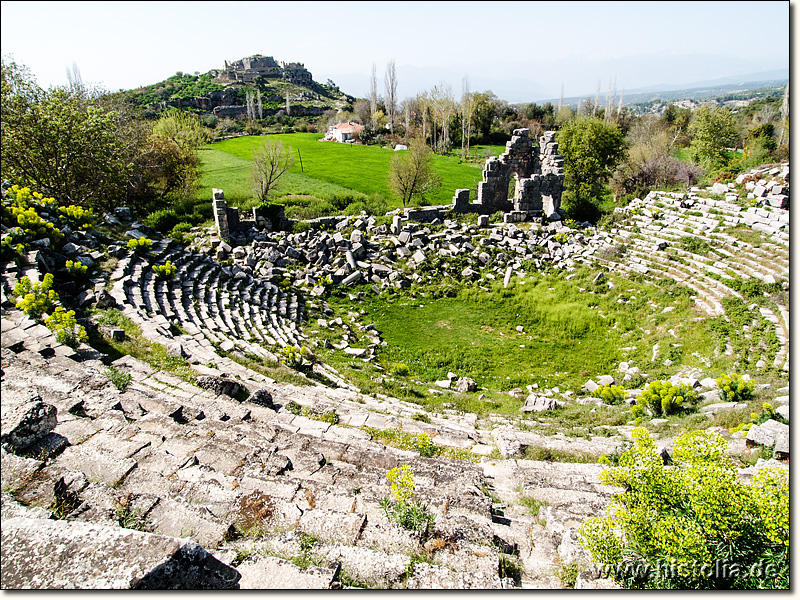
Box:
1;312;622;588
589;189;789;372
107;241;306;368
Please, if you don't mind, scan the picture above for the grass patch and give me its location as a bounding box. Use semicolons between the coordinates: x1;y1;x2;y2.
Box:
195;132;483;213
90;308;196;381
720;224;766;247
326;265;717;394
522;445;600;463
518;495;548;517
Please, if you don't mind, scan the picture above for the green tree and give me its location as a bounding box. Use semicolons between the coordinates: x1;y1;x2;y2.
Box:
470;91;500;141
151;109;210;153
250;138;295;202
147;109;209;198
388;142;443;207
557;116;626;221
688;106;739;168
1;59;129;209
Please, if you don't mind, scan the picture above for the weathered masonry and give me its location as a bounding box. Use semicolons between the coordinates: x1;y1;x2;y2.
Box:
451;129;565;222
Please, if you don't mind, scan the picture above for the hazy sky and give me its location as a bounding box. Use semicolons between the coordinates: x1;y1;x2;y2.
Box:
1;1;791;103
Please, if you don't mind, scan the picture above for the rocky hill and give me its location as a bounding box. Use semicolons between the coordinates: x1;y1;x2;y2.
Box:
123;54;353;119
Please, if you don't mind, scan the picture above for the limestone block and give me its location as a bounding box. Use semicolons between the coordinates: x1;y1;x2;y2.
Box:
249;389;274;408
0;516;240;589
195;376;242;398
0;449;44;494
298;509;366;545
710;182;729;195
746;419;789;448
456;377;478;393
407;561;502;589
521;395;562;412
1;388;57;453
236;555;333;589
321;545;410;589
773;430;789;458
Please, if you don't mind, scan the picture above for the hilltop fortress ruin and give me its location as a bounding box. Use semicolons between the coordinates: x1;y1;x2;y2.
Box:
211;55;314;87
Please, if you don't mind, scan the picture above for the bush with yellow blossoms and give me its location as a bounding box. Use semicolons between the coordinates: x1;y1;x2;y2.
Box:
580;428;788;589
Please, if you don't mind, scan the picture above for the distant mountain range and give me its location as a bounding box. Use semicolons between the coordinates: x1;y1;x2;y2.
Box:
546;69;789;109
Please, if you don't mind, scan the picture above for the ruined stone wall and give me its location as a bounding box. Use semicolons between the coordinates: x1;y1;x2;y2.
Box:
537;131;565;215
220;56;313;87
464;128;564;220
212;189;230;239
475;128;540;212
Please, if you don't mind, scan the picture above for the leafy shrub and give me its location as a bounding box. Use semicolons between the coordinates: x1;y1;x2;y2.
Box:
277;345;314;369
285;400;303;415
596;244;627;261
318;409;339;425
292;220;312;234
414;432;436;457
632;380;698;418
58;205;97;230
152;261;177;280
1;198;63;245
105;366;132;392
593;383;626;405
13;274;59;320
580;428;788;589
598;441;633;466
127;237;152;254
0;235;25;258
45;307;88;348
391;363;410;376
380;464;435;535
679;236;712;255
168;221;195;245
65;259;89;277
143;209;181;233
716;373;755;403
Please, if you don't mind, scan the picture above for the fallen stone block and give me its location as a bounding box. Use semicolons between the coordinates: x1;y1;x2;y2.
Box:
521;395;562;413
773;430;789;459
1;388;58;453
0;449;44;495
746;419;789;449
0;516;240;589
455;377;478;393
195;376;242;398
582;379;599;393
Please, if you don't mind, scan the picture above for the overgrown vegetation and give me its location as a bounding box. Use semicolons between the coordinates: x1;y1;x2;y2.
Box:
379;464;435;536
580;428;788;589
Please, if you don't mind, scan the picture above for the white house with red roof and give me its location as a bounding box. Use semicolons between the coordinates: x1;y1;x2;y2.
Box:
323;121;364;143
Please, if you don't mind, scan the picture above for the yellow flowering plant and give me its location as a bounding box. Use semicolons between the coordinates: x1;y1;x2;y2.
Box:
580;428;789;589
